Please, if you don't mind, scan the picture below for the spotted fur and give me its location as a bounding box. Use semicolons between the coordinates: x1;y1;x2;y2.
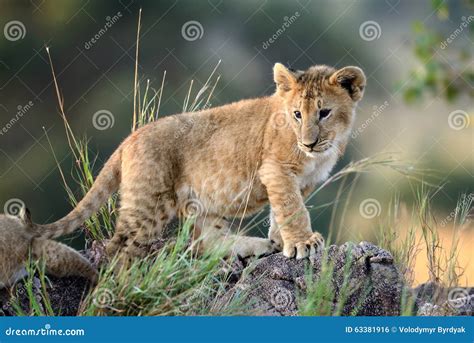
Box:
30;63;365;263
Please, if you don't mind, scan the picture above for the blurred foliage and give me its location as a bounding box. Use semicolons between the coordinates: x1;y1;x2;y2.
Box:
402;0;474;103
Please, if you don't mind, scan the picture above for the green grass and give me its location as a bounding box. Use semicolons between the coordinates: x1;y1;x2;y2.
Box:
11;258;55;316
79;220;247;316
296;246;349;316
296;244;373;316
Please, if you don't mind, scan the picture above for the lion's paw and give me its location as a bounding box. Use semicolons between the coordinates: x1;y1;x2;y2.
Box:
283;232;324;259
234;238;276;259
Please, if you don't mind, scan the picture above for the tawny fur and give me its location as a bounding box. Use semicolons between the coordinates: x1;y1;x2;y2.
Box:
30;63;365;262
0;209;97;288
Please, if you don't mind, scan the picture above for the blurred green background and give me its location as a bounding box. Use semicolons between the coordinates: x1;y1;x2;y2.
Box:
0;0;472;254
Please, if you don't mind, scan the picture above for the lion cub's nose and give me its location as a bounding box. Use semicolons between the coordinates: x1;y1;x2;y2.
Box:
303;138;319;149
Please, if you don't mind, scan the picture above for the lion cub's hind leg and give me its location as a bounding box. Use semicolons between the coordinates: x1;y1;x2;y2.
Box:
107;191;176;264
193;216;277;259
31;239;98;283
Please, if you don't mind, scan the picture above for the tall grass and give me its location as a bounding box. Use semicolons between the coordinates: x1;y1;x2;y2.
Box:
445;193;472;287
376;194;420;285
297;258;336;316
413;185;470;287
297;246;363;316
79;220;246;316
374;184;470;289
415;185;443;283
11;258;54;316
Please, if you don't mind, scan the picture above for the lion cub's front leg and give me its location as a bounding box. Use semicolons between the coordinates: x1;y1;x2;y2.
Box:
260;163;324;259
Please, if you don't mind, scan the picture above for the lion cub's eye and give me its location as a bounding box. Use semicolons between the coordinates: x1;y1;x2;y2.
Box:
293;111;302;121
319;108;332;119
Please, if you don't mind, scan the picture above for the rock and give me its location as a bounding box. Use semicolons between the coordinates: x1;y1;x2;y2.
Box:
0;248;96;316
413;282;473;316
217;241;405;316
0;275;91;316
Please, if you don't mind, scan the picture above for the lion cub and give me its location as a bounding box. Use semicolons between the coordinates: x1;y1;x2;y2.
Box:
28;63;365;263
0;209;97;288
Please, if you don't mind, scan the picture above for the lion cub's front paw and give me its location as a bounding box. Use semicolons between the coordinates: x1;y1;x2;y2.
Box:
234;237;276;259
283;232;325;259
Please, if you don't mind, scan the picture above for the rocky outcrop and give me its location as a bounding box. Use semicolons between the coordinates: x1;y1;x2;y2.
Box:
1;240;472;316
414;282;473;316
217;241;405;316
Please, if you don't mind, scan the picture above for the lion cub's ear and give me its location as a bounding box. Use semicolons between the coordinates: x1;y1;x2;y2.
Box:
19;206;32;226
273;63;297;94
330;66;366;102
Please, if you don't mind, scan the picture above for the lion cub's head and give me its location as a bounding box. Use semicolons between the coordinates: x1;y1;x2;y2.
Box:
273;63;366;157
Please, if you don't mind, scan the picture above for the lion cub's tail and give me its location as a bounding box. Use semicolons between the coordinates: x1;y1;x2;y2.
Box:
31;148;122;239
